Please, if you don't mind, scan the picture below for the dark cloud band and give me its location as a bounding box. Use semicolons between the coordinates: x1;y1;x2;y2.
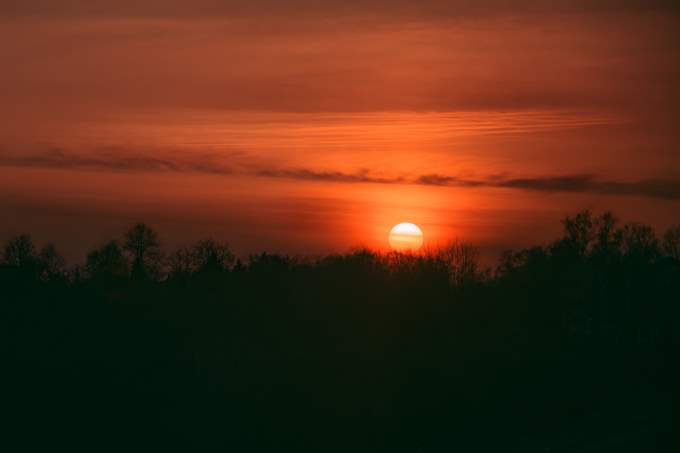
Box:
2;149;678;200
417;173;680;200
0;149;232;175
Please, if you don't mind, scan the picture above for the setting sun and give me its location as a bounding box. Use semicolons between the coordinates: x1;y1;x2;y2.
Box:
389;222;424;251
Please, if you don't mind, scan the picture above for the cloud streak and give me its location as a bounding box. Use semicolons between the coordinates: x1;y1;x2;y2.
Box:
256;168;405;185
0;149;232;175
257;169;680;200
416;173;680;200
2;149;679;200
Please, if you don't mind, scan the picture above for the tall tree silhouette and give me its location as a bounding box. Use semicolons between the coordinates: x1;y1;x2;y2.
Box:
592;211;621;260
560;209;596;257
123;223;161;280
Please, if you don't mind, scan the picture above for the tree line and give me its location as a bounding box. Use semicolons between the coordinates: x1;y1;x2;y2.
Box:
2;210;678;452
3;210;680;284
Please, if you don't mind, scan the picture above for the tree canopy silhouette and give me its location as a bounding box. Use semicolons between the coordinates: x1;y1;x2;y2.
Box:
123;223;161;280
3;234;36;268
2;210;677;452
85;240;129;282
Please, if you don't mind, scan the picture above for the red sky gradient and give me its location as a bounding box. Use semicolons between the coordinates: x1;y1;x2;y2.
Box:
2;1;679;263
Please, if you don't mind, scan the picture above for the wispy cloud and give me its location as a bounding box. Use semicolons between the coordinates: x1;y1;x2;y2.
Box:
415;174;485;187
0;149;232;175
416;173;680;200
256;168;405;185
260;169;680;200
2;149;679;200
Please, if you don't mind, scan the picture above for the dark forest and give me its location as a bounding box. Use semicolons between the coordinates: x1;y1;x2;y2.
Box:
3;210;678;452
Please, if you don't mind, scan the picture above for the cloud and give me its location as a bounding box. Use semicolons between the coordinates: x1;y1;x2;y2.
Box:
500;175;595;192
0;149;232;175
415;174;484;187
417;173;680;200
260;169;680;200
2;149;679;200
256;168;404;185
594;179;680;200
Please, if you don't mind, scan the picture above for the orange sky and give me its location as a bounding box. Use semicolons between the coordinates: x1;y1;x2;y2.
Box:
1;1;679;263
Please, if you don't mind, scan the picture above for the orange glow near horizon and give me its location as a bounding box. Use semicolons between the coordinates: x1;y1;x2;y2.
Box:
1;4;679;263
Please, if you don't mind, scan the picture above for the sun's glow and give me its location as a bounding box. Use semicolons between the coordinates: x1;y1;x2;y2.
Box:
389;222;424;251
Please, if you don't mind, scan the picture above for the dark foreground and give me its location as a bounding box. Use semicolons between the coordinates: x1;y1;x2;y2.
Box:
2;211;678;451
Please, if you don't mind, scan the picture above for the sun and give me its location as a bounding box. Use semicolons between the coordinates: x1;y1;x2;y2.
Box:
389;222;424;251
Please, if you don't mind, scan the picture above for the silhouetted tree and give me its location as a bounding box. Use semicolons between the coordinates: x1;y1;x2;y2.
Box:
167;239;235;280
618;223;659;263
123;223;161;280
37;243;65;281
591;211;621;261
3;234;37;268
232;258;246;273
561;209;596;257
248;252;293;274
168;246;194;280
497;246;547;277
435;241;482;286
86;240;129;282
662;225;680;260
192;239;234;273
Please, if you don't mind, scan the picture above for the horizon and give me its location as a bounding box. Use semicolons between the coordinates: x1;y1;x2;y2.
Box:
4;208;678;271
